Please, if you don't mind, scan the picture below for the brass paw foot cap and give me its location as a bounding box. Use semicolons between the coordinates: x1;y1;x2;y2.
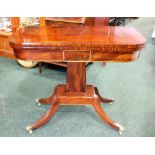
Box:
26;126;33;134
115;123;125;135
35;99;41;106
108;98;114;104
118;126;125;135
111;98;115;102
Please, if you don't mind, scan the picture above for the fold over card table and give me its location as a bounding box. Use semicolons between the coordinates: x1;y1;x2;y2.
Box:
10;26;146;134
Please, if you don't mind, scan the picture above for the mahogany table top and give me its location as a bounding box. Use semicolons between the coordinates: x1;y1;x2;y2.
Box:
9;26;146;62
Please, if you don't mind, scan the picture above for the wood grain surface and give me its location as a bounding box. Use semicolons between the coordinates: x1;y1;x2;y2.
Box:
9;26;146;62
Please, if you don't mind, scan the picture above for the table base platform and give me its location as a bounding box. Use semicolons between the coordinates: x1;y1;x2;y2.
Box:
26;84;125;135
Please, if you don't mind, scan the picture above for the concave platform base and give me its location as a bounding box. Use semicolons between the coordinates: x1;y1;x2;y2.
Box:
26;62;124;135
26;84;124;135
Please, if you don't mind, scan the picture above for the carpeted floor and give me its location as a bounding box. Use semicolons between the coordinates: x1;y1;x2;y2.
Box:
0;17;155;137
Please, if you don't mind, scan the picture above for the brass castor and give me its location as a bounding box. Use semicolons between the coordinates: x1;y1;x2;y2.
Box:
117;124;125;135
35;99;41;106
26;126;33;134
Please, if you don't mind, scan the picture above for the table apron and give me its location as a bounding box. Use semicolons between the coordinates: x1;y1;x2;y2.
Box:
13;48;140;62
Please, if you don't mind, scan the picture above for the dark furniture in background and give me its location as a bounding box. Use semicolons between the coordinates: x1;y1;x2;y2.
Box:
109;17;139;26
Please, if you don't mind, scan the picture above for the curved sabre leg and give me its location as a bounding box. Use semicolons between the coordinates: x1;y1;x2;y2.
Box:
94;87;114;104
35;96;53;105
26;98;59;134
93;97;125;134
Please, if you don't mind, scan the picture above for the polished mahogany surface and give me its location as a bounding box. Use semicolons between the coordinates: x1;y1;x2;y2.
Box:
9;25;146;134
10;26;146;62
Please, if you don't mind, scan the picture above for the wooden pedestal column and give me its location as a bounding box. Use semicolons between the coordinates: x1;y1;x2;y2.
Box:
66;62;86;92
26;62;125;135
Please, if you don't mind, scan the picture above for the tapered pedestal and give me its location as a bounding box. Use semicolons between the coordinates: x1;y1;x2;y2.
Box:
26;62;124;134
